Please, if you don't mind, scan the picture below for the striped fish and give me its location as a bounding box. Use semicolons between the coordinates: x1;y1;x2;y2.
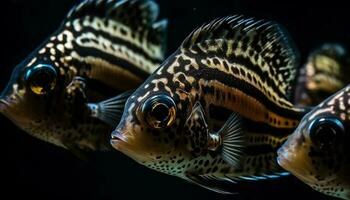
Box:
294;43;350;106
109;15;308;193
278;84;350;199
0;0;167;156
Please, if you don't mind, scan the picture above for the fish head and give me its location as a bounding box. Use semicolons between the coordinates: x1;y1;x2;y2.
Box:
111;62;209;175
278;85;350;198
0;54;61;131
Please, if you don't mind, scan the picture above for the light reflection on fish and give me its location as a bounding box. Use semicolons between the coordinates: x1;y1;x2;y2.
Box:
109;15;309;193
0;0;167;156
278;85;350;199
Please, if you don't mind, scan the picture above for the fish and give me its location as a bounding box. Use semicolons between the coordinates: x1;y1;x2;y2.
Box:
0;0;167;156
277;85;350;199
294;43;350;107
109;15;309;193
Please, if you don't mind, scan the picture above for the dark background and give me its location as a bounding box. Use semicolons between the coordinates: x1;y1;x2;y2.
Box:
1;0;349;199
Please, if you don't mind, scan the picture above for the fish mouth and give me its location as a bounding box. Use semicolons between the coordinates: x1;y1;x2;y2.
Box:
110;130;128;149
276;147;293;171
277;147;318;184
0;98;9;113
277;147;304;178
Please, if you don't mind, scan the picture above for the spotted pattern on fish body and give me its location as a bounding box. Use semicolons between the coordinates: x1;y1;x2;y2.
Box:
0;0;167;154
278;85;350;199
111;16;307;193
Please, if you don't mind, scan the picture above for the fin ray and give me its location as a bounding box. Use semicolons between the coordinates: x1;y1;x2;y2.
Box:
181;15;299;103
88;90;132;126
218;113;245;167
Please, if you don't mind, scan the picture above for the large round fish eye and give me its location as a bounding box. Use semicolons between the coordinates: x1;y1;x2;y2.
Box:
308;117;345;148
25;64;57;95
142;94;177;129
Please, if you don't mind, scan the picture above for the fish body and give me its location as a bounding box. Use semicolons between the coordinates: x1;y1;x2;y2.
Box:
0;0;167;154
278;85;350;199
294;43;350;106
111;16;307;193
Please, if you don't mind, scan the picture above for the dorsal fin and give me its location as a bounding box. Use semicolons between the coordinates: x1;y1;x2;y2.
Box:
181;15;299;102
63;0;167;61
66;0;159;29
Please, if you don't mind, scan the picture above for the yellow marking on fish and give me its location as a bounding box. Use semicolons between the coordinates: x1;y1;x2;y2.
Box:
75;31;157;73
340;97;346;111
198;79;298;128
71;54;143;91
59;30;74;49
307;74;343;92
137;91;151;102
27;57;37;67
247;133;288;148
59;68;65;75
166;54;199;75
46;43;54;48
39;48;46;54
57;44;65;53
50;48;56;55
74;17;163;59
69;66;78;75
199;56;298;111
151;78;173;95
340;113;346;120
314;55;340;73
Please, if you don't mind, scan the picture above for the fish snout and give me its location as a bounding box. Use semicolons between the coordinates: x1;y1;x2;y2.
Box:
110;128;131;149
0;98;9;113
277;146;290;168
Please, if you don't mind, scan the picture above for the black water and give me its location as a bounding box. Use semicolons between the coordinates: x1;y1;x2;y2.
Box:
1;0;348;199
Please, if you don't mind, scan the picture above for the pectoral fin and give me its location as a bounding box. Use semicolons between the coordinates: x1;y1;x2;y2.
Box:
216;113;245;167
65;76;88;119
88;90;132;126
183;102;208;157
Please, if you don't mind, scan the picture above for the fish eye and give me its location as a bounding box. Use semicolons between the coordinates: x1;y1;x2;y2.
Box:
141;94;177;129
25;64;57;95
308;117;345;148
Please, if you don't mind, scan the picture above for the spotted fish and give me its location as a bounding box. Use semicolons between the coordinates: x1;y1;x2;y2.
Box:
0;0;167;155
278;85;350;199
294;43;350;106
109;16;309;193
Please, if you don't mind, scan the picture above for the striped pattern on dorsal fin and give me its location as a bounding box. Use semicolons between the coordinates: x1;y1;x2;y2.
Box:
181;15;300;101
67;0;158;28
65;0;167;60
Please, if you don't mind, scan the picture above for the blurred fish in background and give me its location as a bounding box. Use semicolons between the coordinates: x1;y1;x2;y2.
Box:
294;43;350;107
